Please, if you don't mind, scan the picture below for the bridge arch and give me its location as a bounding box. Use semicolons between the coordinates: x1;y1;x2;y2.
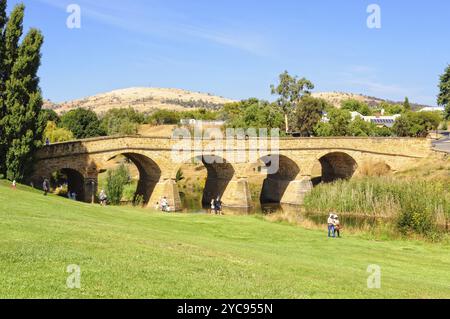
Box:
48;167;86;202
316;151;358;183
104;152;162;205
176;154;235;208
259;154;300;203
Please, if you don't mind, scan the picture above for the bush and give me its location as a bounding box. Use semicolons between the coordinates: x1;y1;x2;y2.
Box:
106;164;130;205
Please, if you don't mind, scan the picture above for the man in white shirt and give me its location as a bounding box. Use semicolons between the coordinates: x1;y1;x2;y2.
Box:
327;213;335;238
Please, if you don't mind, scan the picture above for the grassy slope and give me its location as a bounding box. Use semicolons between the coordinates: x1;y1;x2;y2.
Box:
0;181;449;299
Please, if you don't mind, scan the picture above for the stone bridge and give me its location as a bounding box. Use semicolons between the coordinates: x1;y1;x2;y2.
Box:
30;136;434;211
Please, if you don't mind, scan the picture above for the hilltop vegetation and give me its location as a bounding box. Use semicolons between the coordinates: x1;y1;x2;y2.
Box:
0;180;449;298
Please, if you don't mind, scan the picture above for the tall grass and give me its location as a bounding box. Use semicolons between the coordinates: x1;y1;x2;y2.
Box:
304;177;449;238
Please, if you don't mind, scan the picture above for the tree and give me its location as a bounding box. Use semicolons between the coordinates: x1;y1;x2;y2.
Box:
293;96;327;136
437;65;450;118
348;116;376;137
0;2;45;180
224;99;284;134
0;0;8;176
271;71;314;133
100;108;144;136
341;99;372;116
393;111;442;137
379;102;404;115
106;164;130;205
403;97;411;112
328;108;352;136
60;108;105;139
43;121;73;143
39;109;59;124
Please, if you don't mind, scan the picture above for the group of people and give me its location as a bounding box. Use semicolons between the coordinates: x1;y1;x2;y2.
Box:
327;213;341;238
210;197;223;215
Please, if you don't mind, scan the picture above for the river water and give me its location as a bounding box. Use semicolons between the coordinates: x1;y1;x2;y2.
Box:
179;201;382;230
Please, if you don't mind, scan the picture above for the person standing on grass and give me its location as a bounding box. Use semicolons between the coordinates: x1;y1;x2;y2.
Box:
327;213;335;238
214;197;223;215
99;189;107;206
333;215;341;238
43;179;49;196
11;180;16;189
210;198;216;214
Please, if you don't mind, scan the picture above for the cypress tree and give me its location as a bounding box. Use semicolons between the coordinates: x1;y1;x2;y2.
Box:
0;0;8;176
0;3;44;180
4;28;44;180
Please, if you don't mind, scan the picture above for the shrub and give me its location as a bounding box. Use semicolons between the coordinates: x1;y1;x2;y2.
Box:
106;164;130;205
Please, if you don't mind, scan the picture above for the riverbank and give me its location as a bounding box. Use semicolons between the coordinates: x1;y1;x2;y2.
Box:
1;180;449;298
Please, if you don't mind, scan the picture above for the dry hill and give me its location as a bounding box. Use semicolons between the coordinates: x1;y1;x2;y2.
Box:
43;87;235;115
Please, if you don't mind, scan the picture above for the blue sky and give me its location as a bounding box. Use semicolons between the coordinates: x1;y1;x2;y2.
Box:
6;0;450;105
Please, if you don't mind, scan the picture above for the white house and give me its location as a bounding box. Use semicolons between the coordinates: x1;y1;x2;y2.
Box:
418;106;445;113
350;112;401;128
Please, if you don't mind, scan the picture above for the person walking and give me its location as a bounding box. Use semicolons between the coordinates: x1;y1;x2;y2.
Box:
327;213;335;238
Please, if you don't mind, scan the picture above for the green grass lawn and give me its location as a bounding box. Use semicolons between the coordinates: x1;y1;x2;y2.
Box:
0;181;449;299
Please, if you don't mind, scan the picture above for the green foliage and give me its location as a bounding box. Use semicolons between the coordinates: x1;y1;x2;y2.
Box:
393;111;442;137
0;3;44;181
146;108;218;125
329;108;352;136
403;97;411;112
100;108;144;136
224;99;284;133
437;65;450;112
347;116;376;136
106;164;130;205
43;121;73;143
60;108;105;139
303;177;449;239
378;102;404;115
293;96;328;136
176;169;185;182
341;99;373;116
38;109;59;124
271;71;314;132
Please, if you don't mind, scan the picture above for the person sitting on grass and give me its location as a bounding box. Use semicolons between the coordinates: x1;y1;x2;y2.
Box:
161;197;169;212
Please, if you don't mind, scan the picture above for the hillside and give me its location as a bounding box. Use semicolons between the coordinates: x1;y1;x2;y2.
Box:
43;87;235;115
311;92;432;110
0;180;449;298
